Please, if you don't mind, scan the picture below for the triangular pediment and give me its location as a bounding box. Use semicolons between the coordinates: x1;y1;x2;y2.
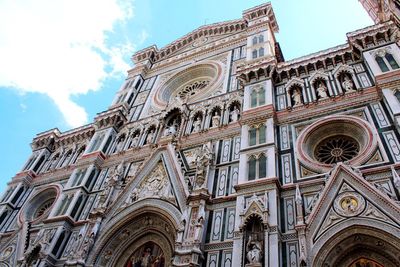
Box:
132;20;247;64
108;144;189;218
306;163;400;244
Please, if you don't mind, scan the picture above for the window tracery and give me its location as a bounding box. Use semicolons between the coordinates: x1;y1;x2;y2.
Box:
177;80;210;100
252;49;258;59
249;125;266;146
34;198;56;219
258;47;264;57
248;154;267;180
314;135;360;164
374;49;399;72
250;86;265;108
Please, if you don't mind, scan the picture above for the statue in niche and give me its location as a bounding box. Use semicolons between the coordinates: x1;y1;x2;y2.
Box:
342;76;355;92
316;82;328;99
246;236;262;265
292;89;302;106
50;153;60;170
115;135;125;153
163;119;178;136
77;222;99;262
96;162;124;210
211;111;220;128
130;133;140;148
192;144;213;188
192;117;202;133
230;106;240;122
146;129;155;144
62;150;73;167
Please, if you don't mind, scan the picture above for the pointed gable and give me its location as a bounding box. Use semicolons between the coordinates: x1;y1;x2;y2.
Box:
109;144;189;219
306;163;400;244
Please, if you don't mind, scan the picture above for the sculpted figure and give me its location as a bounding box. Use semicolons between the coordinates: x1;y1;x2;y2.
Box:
115;135;125;152
211;112;220;128
96;163;123;209
130;133;140;147
230;106;240;122
193;144;213;188
146;130;155;144
192;117;202;133
246;236;262;264
124;188;139;206
50;153;60;170
292;89;302;106
342;76;355;92
316;83;328;99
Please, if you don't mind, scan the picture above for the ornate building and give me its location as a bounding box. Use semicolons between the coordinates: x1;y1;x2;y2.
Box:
1;2;400;267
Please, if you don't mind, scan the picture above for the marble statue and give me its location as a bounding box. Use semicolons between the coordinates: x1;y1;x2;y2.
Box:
246;237;262;264
316;83;328;99
292;89;302;106
130;134;140;147
211;112;220;128
146;130;155;144
230;106;240;122
192;117;202;133
342;76;355;92
192;144;213;188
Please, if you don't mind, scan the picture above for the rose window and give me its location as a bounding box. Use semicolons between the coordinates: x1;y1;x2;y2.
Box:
153;62;224;109
34;198;55;219
314;135;360;164
295;115;378;173
177;80;210;99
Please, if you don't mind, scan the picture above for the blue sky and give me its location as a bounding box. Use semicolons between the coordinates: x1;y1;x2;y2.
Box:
0;0;372;193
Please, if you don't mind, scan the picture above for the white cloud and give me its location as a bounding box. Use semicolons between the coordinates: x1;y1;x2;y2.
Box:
0;0;146;128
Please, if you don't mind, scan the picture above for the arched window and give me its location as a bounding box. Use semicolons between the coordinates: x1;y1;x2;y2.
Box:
248;154;267;180
11;186;24;205
72;146;85;164
258;87;265;105
376;56;389;72
251;89;258;108
252;49;258;59
249;125;266;146
252;36;258;45
250;86;265;108
55;194;73;216
248;157;257;181
52;230;70;259
32;155;46;173
258;154;267;178
385;53;400;69
258;35;264;43
258;47;264;57
70;194;86;220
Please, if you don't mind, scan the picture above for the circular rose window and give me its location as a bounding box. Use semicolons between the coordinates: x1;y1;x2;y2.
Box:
20;187;58;223
314;135;360;164
296;115;378;173
153;61;224;109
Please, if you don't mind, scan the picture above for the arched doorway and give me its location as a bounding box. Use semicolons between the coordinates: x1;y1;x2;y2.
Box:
348;258;384;267
313;226;400;267
90;209;177;267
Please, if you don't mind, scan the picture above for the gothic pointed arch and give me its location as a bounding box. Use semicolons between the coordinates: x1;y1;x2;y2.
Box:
108;144;190;216
305;163;400;266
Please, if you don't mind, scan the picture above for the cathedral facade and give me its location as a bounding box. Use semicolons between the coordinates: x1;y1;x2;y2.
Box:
1;2;400;267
